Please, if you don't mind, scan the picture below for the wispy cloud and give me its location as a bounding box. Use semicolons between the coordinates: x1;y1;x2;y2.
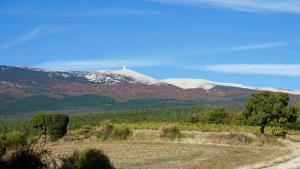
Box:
191;41;290;55
225;42;288;51
148;0;300;14
202;64;300;76
0;7;161;16
1;25;68;48
38;59;171;71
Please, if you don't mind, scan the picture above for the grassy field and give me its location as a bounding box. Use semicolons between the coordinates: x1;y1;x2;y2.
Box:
48;129;290;169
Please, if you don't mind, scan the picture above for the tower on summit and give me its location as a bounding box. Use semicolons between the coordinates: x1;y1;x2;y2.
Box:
123;65;126;70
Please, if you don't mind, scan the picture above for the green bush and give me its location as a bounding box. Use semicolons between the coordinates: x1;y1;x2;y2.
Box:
270;127;287;138
228;111;247;125
61;149;115;169
5;131;27;150
159;125;181;139
46;114;69;141
189;116;200;123
111;127;132;140
200;108;229;124
97;122;114;140
0;135;6;157
0;131;28;155
5;148;46;169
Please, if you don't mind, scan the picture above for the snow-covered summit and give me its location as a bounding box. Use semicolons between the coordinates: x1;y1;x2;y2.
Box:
82;68;162;85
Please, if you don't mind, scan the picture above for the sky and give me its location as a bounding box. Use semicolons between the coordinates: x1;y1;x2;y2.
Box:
1;0;300;90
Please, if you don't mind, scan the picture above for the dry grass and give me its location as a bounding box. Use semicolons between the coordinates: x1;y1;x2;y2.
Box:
47;129;291;169
48;141;288;169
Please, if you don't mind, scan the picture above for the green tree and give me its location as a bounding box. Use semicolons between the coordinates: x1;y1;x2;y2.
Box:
32;113;69;142
244;91;297;136
32;113;47;143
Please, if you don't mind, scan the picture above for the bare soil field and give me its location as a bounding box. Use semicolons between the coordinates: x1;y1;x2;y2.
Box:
47;130;291;169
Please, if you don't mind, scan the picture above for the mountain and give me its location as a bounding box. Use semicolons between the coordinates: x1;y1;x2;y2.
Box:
0;65;299;113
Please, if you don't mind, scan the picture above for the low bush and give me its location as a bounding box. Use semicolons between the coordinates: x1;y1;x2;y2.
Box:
208;133;253;145
96;122;114;140
199;108;229;124
5;148;47;169
111;127;132;140
159;125;181;139
270;127;287;138
0;135;6;157
61;148;115;169
78;125;94;139
0;131;28;154
5;131;28;149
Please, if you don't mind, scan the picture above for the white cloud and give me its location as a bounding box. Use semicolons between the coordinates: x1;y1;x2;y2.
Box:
38;59;170;71
191;41;289;55
202;64;300;76
1;27;42;48
1;25;67;48
225;42;288;51
148;0;300;14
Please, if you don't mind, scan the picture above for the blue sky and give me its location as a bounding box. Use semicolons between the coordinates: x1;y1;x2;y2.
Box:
1;0;300;90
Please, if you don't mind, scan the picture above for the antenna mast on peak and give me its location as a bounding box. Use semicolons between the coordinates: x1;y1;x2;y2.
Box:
123;65;126;70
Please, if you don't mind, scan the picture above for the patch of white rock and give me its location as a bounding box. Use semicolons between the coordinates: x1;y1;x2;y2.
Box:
162;78;300;95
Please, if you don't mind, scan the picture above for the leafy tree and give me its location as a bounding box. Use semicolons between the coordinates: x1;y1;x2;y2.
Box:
32;113;47;142
244;91;297;136
32;113;69;142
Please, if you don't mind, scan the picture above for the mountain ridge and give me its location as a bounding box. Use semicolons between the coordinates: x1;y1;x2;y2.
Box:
25;65;300;95
0;65;299;113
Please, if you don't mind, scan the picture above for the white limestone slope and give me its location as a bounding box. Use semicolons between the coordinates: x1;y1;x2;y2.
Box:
161;79;216;90
162;78;300;95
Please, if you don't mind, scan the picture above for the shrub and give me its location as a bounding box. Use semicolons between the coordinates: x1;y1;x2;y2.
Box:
229;111;247;125
46;114;69;141
6;148;47;169
159;125;181;139
189;116;200;123
0;135;6;169
270;127;287;138
200;108;229;124
97;122;114;140
0;131;28;155
0;135;6;157
61;149;115;169
5;131;28;150
111;127;132;140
